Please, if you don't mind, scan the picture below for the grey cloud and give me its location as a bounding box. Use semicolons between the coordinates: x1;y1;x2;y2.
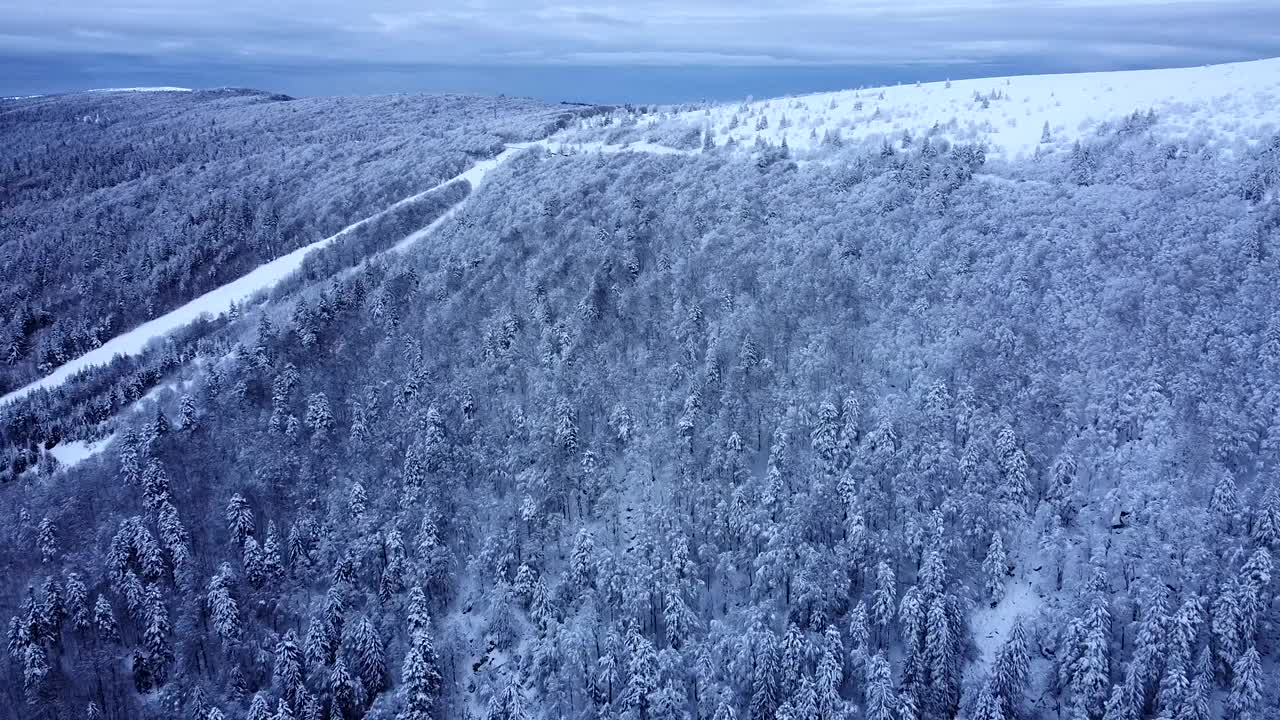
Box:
1;0;1277;69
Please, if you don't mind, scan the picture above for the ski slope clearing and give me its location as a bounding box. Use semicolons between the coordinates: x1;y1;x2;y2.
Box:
589;57;1280;160
2;140;657;406
0;164;483;406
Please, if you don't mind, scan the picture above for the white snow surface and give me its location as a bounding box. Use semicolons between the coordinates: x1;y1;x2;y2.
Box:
970;578;1041;675
614;57;1280;160
47;435;113;469
87;87;193;93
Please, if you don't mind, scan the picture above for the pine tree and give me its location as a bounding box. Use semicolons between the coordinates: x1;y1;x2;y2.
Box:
925;593;960;718
1175;649;1212;720
995;425;1031;515
1212;574;1247;674
64;572;90;632
664;589;697;651
36;517;57;562
569;529;595;591
555;398;579;457
749;635;781;720
1048;453;1078;526
865;653;895;720
1227;646;1262;720
791;676;819;720
243;536;266;586
1211;471;1242;535
304;618;329;672
991;619;1029;716
274;630;305;706
816;625;844;717
330;657;360;717
399;627;443;720
972;681;1005;720
872;561;896;643
40;577;66;635
487;682;529;720
144;584;173;685
1101;682;1133;720
983;532;1008;606
406;587;431;633
305;392;335;444
248;691;273;717
626;624;660;718
93;595;119;643
1252;485;1280;548
207;563;241;647
348;483;367;521
1239;548;1272;646
226;494;255;545
1070;568;1112;719
178;394;198;432
143;456;175;507
811;401;841;473
350;615;387;695
148;407;171;444
848;601;870;658
262;522;284;583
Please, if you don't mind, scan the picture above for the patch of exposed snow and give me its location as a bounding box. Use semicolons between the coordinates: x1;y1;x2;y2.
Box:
87;87;192;93
598;57;1280;161
970;578;1041;676
48;435;114;469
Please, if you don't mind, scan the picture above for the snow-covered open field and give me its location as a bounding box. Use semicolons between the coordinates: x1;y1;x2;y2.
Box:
588;56;1280;160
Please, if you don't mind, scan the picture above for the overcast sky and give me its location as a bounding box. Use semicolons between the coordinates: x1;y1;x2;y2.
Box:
3;0;1279;100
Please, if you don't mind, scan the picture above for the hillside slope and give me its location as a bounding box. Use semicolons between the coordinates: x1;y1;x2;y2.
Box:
2;59;1279;720
0;89;596;396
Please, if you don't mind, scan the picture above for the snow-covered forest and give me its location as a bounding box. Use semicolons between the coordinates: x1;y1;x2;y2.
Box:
2;61;1280;720
0;89;597;396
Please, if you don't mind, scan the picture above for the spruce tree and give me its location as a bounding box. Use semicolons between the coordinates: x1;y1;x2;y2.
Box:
226;494;255;545
399;627;443;720
864;653;895;720
274;630;305;706
1227;646;1262;720
350;616;387;695
207;564;241;647
983;532;1008;606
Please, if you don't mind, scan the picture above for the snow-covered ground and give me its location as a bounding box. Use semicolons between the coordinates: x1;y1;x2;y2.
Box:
87;87;193;93
594;57;1280;160
48;435;113;469
970;578;1041;674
